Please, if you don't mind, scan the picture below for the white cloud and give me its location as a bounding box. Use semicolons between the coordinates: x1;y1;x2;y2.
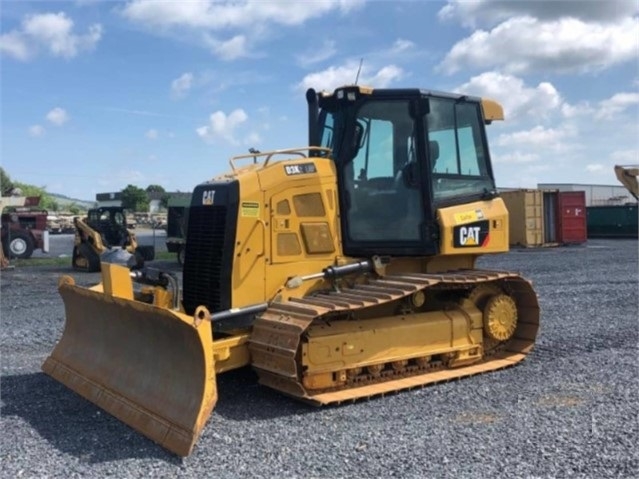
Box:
390;38;415;54
120;0;365;58
492;151;539;165
197;109;248;144
457;72;562;122
29;125;45;137
495;125;576;150
171;72;193;98
609;150;639;164
373;65;404;87
146;129;158;140
1;12;103;61
439;16;638;75
296;40;337;68
244;132;262;146
585;164;604;172
204;34;249;60
595;92;639;120
0;31;32;61
46;107;69;126
438;0;638;28
298;61;403;92
121;0;365;30
560;102;594;119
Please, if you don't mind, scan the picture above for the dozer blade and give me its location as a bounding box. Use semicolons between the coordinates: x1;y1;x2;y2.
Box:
42;276;216;456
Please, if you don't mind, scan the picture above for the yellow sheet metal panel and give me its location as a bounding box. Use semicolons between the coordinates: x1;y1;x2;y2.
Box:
481;98;504;122
223;169;267;307
224;157;345;306
212;334;251;374
500;189;544;247
438;199;509;255
101;263;134;300
304;306;483;374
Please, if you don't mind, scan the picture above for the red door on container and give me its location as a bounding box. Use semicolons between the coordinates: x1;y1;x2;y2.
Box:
558;191;587;244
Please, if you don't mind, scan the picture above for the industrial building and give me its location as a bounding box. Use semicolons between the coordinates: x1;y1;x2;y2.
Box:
536;183;633;206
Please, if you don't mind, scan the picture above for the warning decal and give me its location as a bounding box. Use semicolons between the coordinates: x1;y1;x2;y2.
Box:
241;202;260;217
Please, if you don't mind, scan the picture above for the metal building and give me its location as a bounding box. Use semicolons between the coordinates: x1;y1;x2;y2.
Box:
536;183;632;207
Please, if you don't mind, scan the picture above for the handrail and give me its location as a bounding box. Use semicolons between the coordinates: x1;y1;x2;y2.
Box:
229;146;332;172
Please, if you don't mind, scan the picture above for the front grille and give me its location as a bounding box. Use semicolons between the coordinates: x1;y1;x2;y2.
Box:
182;204;233;315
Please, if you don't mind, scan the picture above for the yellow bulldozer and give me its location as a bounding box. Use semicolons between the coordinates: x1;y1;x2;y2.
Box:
43;85;540;456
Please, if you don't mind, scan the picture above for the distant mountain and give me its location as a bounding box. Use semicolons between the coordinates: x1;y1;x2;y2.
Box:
49;193;95;209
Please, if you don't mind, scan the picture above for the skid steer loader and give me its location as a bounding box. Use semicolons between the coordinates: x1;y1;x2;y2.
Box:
72;206;155;272
43;86;540;456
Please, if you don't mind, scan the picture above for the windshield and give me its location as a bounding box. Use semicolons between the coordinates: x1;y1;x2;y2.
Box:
425;98;495;203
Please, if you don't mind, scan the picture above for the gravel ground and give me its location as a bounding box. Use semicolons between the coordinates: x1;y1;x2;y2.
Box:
1;239;638;478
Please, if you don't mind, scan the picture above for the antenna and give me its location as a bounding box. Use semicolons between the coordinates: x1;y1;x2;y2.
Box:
354;58;363;85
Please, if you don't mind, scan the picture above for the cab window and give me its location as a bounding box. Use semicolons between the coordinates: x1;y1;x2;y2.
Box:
426;98;493;202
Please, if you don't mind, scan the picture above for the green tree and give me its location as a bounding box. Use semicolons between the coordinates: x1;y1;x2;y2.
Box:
42;198;60;212
121;184;150;212
146;184;166;193
68;204;81;215
1;167;15;196
160;193;171;209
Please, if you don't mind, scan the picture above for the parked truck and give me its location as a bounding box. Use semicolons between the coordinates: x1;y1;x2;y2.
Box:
1;199;50;259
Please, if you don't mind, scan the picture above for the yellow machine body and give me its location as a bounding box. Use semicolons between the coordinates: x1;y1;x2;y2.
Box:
43;86;539;457
614;164;639;201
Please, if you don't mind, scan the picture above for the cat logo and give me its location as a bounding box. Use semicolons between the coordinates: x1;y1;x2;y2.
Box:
453;220;490;248
459;226;481;246
202;189;215;206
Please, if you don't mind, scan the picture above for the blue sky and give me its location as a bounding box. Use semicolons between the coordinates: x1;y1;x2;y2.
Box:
1;0;638;201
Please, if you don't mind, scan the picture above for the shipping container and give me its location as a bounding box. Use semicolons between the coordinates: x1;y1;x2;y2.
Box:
501;189;587;247
500;189;544;247
557;191;587;244
587;205;638;238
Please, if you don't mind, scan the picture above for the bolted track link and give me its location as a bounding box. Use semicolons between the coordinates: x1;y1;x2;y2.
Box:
248;269;540;405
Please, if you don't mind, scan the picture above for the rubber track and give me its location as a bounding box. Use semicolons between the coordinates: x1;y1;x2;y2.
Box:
248;269;540;404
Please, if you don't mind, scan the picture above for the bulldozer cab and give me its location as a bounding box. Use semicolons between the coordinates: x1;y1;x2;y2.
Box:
311;86;500;258
87;207;130;248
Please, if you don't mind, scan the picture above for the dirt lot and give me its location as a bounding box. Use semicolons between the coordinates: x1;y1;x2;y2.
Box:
1;239;637;478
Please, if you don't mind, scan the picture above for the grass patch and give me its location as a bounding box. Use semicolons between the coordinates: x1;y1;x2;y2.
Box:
11;256;70;268
10;250;175;268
